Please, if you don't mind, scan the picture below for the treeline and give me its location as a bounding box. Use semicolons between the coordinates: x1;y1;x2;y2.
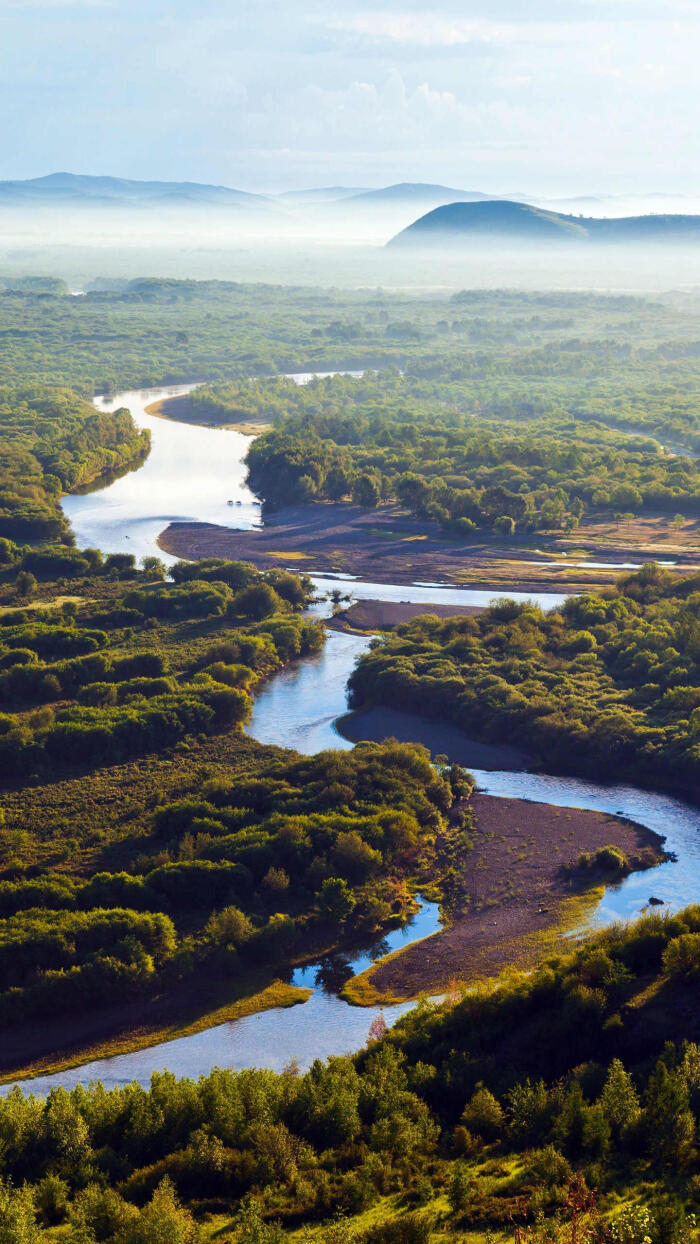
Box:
0;386;149;541
1;907;700;1239
0;740;458;1031
244;371;700;534
0;558;321;775
349;563;700;790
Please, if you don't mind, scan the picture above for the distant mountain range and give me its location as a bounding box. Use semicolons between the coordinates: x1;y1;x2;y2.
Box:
336;182;493;208
389;200;700;246
4;177;700;250
0;172;275;211
0;173;496;216
276;187;371;205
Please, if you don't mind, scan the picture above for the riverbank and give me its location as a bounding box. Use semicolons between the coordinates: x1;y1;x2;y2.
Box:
0;975;310;1086
156;512;613;592
340;705;533;770
146;394;272;437
343;790;665;1005
158;503;699;591
327;599;484;632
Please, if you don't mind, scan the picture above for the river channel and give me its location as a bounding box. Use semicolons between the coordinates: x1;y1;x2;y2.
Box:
8;381;694;1096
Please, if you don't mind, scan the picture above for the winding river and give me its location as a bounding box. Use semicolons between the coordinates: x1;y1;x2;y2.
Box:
8;381;694;1096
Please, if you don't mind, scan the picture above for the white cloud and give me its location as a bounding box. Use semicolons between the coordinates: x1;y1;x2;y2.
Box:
0;0;698;194
325;12;615;48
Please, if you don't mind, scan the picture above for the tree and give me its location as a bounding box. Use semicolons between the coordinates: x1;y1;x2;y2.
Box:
0;1179;40;1244
263;866;290;896
235;582;280;620
69;1185;134;1242
141;556;166;581
447;1162;474;1214
205;905;253;948
643;1061;694;1165
493;515;516;538
317;877;356;922
14;571;36;599
121;1178;196;1244
367;1013;388;1044
462;1084;504;1141
663;933;700;979
237;1197;286;1244
599;1059;640;1140
352;472;382;508
104;553;136;577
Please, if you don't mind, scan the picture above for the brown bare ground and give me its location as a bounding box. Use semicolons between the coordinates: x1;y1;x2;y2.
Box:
359;792;664;1000
328;599;484;632
159;503;699;591
340;705;532;770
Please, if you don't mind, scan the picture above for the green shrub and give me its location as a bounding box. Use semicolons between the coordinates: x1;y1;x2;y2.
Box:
663;932;700;980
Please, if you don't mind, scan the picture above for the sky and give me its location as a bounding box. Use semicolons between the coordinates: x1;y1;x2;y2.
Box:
0;0;697;196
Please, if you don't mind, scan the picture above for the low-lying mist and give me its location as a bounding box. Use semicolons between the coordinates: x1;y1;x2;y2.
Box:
3;200;700;292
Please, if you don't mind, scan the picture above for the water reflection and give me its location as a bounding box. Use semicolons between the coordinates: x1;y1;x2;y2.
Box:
3;898;441;1094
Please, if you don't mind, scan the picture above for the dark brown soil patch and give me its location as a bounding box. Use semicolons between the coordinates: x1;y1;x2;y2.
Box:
364;793;664;999
328;599;483;632
158;510;584;590
159;505;699;591
339;705;533;771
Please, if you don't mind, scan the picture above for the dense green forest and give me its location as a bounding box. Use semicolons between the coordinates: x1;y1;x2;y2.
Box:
0;736;451;1035
0;387;149;541
348;564;700;791
0;558;395;1029
0;552;321;776
0;284;699;450
2;905;700;1241
244;373;700;534
2;282;700;543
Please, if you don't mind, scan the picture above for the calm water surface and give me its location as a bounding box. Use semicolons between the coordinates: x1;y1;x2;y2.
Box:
63;376;364;564
63;385;262;563
8;899;440;1095
23;382;696;1095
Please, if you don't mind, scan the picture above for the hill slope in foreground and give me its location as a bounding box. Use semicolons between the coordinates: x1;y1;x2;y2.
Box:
389;199;700;246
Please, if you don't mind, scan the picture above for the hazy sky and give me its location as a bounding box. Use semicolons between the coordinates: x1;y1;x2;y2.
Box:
0;0;696;194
